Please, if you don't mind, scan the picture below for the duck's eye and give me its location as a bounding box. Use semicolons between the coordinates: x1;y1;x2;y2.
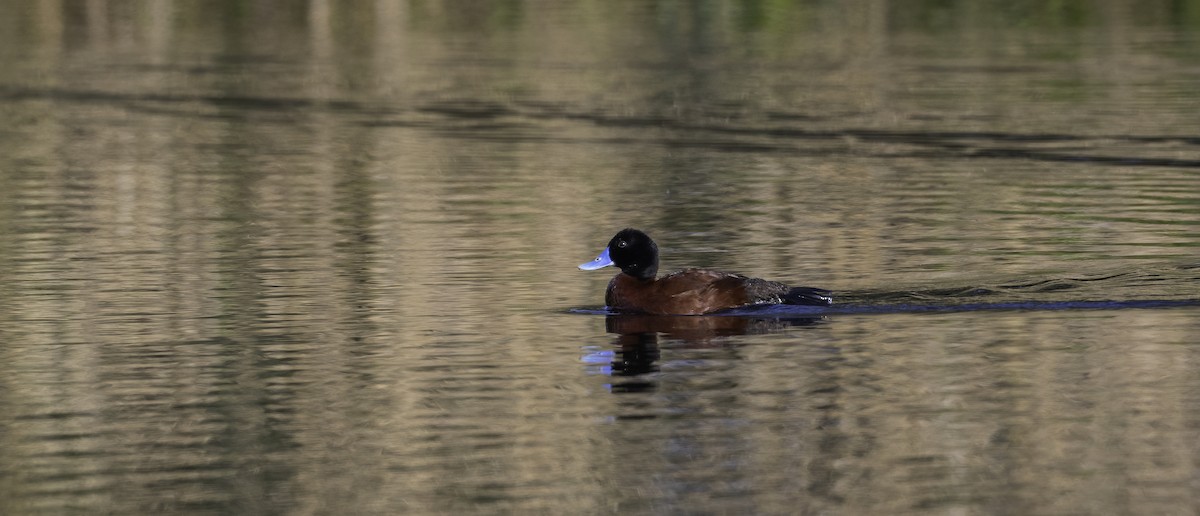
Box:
617;241;627;248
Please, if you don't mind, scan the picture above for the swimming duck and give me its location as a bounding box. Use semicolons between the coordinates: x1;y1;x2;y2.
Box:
579;228;832;315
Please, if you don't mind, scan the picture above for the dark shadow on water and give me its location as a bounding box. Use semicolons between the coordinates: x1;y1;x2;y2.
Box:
823;263;1200;314
4;85;1198;168
732;298;1200;317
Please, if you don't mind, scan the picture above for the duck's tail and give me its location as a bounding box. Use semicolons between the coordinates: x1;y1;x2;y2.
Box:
783;287;834;306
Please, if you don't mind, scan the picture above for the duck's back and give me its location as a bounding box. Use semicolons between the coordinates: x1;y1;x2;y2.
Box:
606;268;800;315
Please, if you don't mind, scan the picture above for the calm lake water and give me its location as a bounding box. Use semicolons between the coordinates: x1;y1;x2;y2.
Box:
1;1;1199;514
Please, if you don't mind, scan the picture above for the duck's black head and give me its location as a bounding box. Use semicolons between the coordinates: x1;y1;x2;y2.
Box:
578;228;660;280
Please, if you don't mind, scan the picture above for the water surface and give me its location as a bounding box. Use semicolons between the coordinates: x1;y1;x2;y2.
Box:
1;2;1199;514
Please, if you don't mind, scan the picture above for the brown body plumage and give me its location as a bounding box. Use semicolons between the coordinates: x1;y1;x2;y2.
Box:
606;269;793;315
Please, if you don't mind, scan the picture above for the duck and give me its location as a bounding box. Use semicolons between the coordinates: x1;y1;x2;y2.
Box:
579;228;832;315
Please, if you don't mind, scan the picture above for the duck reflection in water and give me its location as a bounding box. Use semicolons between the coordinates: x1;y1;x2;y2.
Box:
603;313;824;394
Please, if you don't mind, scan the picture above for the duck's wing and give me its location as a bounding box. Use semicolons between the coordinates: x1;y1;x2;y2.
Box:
651;269;759;314
670;270;831;307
